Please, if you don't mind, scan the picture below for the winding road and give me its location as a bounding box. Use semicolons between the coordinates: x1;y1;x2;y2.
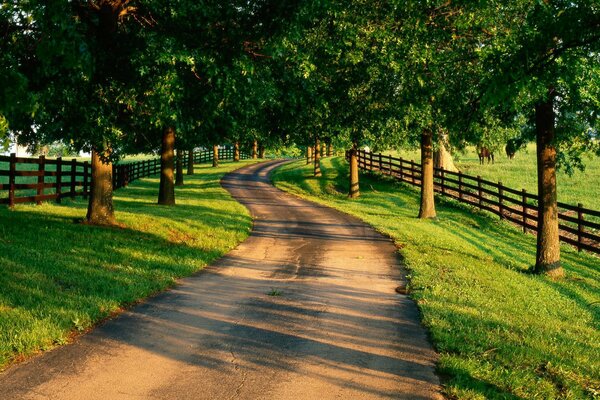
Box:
0;160;441;399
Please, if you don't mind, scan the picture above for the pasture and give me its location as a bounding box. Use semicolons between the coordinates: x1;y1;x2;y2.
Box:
387;143;600;208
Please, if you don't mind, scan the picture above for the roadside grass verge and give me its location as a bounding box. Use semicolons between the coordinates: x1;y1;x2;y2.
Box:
272;157;600;400
0;160;257;370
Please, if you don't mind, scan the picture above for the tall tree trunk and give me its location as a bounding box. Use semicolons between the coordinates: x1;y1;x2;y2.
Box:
212;144;219;167
434;132;458;173
259;143;265;158
534;89;563;277
327;140;333;157
234;141;240;162
314;136;322;177
306;145;312;165
175;148;184;186
348;144;359;198
187;148;194;175
419;129;436;219
252;140;258;159
86;147;116;225
158;127;176;206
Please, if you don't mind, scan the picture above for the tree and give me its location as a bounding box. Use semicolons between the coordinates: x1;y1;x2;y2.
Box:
476;0;600;276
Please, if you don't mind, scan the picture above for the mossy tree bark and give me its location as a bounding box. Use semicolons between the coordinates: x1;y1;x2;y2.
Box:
175;148;184;186
314;136;322;177
212;144;219;167
86;147;116;225
187;148;194;175
234;141;240;162
348;145;359;198
534;89;563;278
252;140;258;159
418;129;436;219
158;127;176;206
259;143;265;158
326;139;333;157
306;145;312;165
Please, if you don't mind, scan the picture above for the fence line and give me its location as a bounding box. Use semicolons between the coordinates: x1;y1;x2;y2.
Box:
346;149;600;255
0;147;249;207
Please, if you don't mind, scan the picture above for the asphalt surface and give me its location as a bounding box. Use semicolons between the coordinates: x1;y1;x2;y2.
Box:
0;160;442;399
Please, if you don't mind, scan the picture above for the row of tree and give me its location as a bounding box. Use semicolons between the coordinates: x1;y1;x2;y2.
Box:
286;1;599;278
1;1;599;277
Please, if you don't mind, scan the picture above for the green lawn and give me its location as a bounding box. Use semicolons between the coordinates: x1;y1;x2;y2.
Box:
272;157;600;400
0;160;257;370
386;143;600;208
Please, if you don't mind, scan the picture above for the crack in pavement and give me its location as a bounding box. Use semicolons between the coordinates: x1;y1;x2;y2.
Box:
0;160;443;400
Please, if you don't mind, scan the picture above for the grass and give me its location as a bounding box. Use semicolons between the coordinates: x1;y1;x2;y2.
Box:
385;143;600;207
272;157;600;400
0;160;258;370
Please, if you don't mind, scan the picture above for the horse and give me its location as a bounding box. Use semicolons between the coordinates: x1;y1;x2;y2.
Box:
477;146;494;165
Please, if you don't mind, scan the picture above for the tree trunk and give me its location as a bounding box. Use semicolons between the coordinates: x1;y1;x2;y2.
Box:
314;137;322;177
434;132;458;173
306;145;312;165
327;141;333;157
86;147;116;225
234;141;240;162
187;148;194;175
348;145;359;198
175;148;184;186
212;144;219;167
259;144;265;158
418;129;436;219
534;90;563;277
158;127;176;206
252;140;258;159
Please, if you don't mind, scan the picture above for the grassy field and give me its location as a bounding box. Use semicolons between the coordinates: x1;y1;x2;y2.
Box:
0;160;257;370
385;143;600;208
272;157;600;400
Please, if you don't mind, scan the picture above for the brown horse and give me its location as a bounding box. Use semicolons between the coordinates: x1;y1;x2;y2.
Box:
477;146;494;165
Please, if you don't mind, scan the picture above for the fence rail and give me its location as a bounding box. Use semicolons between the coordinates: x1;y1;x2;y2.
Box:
0;147;249;207
346;149;600;255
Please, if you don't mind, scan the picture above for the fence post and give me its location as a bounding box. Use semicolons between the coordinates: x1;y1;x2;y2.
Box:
522;189;527;233
378;153;382;171
458;171;463;200
369;151;374;171
83;161;89;199
441;168;445;195
498;182;504;219
37;155;45;205
388;154;392;175
410;159;415;184
577;203;584;252
8;153;16;208
70;158;77;197
399;159;404;181
477;176;482;206
124;164;129;186
55;157;62;204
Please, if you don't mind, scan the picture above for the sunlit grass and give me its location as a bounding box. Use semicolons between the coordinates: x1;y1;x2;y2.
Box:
272;157;600;400
0;160;258;370
385;143;600;208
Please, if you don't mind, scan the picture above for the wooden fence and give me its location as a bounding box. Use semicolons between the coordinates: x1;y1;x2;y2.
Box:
0;147;249;207
346;149;600;255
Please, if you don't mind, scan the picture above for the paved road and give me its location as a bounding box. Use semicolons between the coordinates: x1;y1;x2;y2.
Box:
0;160;442;400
